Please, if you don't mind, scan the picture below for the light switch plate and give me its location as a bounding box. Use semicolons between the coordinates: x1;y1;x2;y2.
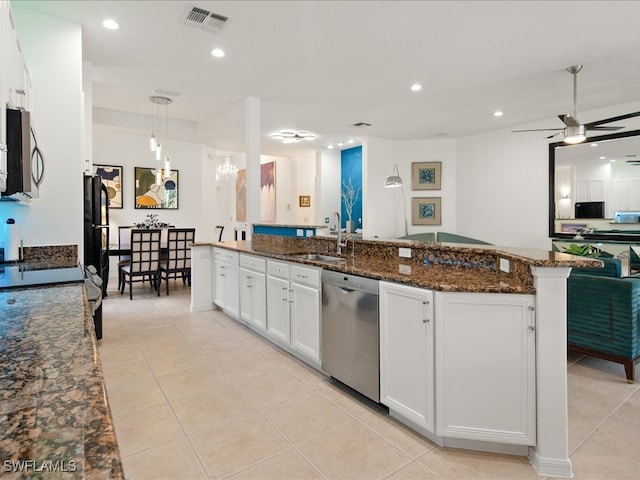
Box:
499;258;510;273
399;247;412;258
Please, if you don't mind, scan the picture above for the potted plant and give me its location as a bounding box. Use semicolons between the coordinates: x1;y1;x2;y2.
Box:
341;178;361;233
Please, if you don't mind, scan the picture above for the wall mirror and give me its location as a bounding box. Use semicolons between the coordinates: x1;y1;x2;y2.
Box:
549;123;640;241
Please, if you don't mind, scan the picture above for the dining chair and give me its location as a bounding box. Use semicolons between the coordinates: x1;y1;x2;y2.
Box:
215;225;224;242
159;228;195;295
117;226;136;291
119;229;162;300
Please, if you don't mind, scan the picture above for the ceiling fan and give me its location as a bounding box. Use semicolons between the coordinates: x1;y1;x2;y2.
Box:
513;65;628;144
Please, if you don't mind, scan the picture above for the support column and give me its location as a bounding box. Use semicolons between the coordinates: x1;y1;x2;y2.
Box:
245;97;261;241
528;266;573;478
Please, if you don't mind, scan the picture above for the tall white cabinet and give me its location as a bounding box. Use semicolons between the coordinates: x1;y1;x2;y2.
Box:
239;254;267;331
435;291;537;446
380;281;436;439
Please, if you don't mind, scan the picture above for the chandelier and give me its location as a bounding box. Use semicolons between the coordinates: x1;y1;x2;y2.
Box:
149;95;173;184
216;155;238;181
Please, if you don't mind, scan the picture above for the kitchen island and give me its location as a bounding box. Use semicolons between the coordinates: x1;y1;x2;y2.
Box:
0;283;123;479
191;235;598;478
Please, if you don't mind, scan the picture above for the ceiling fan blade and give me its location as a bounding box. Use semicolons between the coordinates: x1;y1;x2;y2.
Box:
512;128;564;133
545;132;562;139
585;111;640;128
587;125;624;131
559;114;579;128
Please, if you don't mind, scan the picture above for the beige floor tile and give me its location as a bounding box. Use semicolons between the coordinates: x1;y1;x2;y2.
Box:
101;358;154;387
262;391;353;444
136;334;195;358
614;388;640;423
297;421;411;480
316;382;383;419
113;403;184;457
98;343;144;365
384;461;440;480
107;378;166;417
156;364;229;400
215;354;281;383
586;411;640;459
171;384;254;433
126;325;181;342
570;437;640;479
358;410;438;459
417;448;538;480
145;348;210;377
228;449;322;480
122;437;207;480
284;360;330;389
234;368;313;409
189;411;290;479
97;330;136;350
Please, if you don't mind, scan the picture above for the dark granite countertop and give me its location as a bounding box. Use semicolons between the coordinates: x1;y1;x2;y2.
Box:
0;284;124;479
194;239;600;294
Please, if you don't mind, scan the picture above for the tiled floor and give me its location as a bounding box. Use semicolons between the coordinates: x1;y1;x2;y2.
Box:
98;278;640;480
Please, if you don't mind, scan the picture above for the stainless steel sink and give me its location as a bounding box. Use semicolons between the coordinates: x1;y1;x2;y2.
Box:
291;253;345;263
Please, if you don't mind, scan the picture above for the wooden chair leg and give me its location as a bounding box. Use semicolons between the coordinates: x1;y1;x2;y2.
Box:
624;361;635;383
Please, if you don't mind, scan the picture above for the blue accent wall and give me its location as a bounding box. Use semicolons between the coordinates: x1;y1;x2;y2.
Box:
340;146;362;230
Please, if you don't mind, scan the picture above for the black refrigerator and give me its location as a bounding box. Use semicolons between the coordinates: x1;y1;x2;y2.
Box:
83;174;110;296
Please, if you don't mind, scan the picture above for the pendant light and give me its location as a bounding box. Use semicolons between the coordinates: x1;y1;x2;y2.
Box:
216;155;238;181
149;96;173;184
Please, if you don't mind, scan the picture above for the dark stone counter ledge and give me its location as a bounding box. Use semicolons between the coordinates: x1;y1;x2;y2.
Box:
0;284;124;479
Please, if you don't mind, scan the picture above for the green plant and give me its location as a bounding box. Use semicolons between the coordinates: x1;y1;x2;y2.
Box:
562;243;600;257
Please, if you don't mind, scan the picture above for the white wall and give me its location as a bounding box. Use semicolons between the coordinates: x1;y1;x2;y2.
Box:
294;150;316;225
316;149;341;227
362;136;398;239
1;6;84;253
92;128;206;244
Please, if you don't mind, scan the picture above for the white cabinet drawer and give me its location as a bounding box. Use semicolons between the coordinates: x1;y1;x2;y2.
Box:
290;265;320;287
267;260;290;279
240;254;266;272
214;248;239;264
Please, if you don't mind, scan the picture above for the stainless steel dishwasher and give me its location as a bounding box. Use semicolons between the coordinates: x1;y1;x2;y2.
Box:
321;270;380;402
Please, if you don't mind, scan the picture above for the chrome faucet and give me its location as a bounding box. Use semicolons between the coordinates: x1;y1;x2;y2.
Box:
331;211;346;254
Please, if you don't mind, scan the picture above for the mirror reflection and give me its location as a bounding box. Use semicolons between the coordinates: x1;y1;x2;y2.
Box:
551;128;640;238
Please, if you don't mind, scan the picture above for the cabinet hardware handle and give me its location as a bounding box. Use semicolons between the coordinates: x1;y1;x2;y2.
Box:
528;325;535;331
528;305;535;311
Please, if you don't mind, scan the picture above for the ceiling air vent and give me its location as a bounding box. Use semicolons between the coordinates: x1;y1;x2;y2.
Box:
182;5;229;33
351;122;371;127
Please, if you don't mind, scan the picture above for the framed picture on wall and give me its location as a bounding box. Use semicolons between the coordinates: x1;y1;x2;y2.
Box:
134;167;179;209
94;164;123;209
412;197;441;225
299;195;311;207
412;161;441;190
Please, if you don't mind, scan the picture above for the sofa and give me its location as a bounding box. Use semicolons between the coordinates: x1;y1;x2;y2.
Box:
567;257;640;382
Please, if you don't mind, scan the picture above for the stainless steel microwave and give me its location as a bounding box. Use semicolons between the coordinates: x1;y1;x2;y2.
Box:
2;108;41;200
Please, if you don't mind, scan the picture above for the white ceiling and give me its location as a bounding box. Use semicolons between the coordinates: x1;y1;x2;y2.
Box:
14;0;640;156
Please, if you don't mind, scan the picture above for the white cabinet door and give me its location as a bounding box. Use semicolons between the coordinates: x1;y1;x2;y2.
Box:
290;281;320;362
266;274;290;343
212;248;239;318
240;267;266;331
435;292;536;446
380;281;435;435
213;261;226;308
224;263;239;318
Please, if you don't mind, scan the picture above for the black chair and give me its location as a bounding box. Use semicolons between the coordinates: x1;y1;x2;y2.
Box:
159;228;196;295
215;225;224;242
117;226;134;291
120;229;162;300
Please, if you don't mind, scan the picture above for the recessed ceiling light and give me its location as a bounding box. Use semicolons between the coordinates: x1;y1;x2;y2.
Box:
102;19;120;30
590;143;598;147
493;111;503;117
211;48;225;58
347;139;354;144
600;156;606;160
410;83;422;92
328;145;334;149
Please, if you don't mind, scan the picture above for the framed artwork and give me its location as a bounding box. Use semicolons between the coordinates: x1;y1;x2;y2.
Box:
94;164;123;209
412;197;441;225
299;195;311;207
412;161;441;190
260;161;276;222
236;169;247;222
134;167;179;209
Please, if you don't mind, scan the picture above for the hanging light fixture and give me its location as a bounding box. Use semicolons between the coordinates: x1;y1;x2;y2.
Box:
385;164;408;236
149;96;173;184
216;155;238;181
